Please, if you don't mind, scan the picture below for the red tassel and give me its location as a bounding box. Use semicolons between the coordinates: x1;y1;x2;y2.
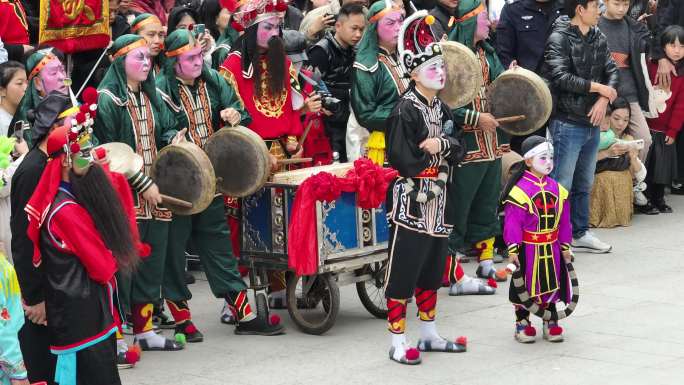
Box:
70;143;81;154
549;326;563;336
125;345;141;364
524;326;537;337
270;314;281;325
405;348;420;360
487;278;497;288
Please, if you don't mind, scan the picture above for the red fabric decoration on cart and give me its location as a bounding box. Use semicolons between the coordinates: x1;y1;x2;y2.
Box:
287;159;397;276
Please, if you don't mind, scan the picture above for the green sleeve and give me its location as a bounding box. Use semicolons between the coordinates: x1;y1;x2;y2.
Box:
350;68;397;132
216;71;251;126
452;106;480;128
488;50;506;81
93;94;121;144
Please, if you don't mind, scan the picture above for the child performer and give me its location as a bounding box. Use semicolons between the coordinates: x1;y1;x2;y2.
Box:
0;251;28;385
502;136;574;343
384;10;466;365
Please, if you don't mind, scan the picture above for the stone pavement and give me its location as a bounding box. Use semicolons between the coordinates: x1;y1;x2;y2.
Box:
121;195;684;385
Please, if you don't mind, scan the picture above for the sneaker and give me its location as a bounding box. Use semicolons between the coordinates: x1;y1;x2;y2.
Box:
653;201;673;213
635;202;659;215
235;316;285;336
514;322;536;343
543;321;564;342
572;232;612;253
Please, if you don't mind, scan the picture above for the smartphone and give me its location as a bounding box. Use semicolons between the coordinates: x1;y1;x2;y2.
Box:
194;23;205;36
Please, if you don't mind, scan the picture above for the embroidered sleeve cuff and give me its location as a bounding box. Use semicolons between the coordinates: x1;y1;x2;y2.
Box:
128;171;154;193
463;110;480;127
439;137;451;157
561;243;571;252
507;243;519;255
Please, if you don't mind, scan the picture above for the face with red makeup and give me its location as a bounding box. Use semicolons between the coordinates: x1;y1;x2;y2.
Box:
35;58;68;96
124;46;152;83
257;16;281;50
175;45;204;82
377;10;405;49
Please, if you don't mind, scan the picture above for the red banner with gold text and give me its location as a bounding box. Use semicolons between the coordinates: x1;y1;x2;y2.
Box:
39;0;110;54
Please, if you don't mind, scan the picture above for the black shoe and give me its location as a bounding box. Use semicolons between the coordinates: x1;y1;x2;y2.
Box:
671;185;684;195
235;317;285;336
654;201;673;213
635;203;660;215
185;271;195;285
153;309;177;330
175;320;204;343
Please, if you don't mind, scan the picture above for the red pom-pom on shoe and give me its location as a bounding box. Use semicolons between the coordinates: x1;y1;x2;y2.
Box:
270;314;281;325
524;326;537;337
487;278;497;288
549;326;563;336
405;348;420;361
82;87;99;105
456;336;467;346
125;346;141;364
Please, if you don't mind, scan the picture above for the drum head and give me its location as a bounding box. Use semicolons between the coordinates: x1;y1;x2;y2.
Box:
205;126;270;197
438;41;483;109
95;142;143;176
488;67;552;136
151;142;216;215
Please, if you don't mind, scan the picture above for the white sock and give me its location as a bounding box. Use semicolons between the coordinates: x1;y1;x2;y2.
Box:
136;330;168;348
117;338;128;354
390;333;408;360
480;259;494;275
419;321;447;350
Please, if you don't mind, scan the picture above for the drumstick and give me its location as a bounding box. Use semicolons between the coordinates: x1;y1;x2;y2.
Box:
296;120;315;151
277;157;313;165
496;115;527;124
160;194;193;208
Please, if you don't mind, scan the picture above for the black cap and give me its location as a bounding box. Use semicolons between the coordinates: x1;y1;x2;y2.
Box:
28;91;72;146
520;135;547;157
282;29;308;63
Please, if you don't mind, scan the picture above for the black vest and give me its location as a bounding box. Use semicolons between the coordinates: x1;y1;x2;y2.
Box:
41;189;115;349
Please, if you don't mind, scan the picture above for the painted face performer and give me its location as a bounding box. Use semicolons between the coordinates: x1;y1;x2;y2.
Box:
350;0;407;166
10;48;69;146
24;123;140;385
383;10;467;366
443;0;512;291
156;29;283;338
219;0;305;150
94;34;184;355
501;135;574;343
131;13;166;74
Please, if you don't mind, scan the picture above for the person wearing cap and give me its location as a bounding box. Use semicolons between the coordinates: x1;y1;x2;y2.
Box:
131;13;166;74
283;29;332;166
349;0;407;165
442;0;512;293
94;34;184;355
9;91;71;385
156;29;284;338
9;48;69;147
500;135;574;343
384;10;467;366
24;119;135;385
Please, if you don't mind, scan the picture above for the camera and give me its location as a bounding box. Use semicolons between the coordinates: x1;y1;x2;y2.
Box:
318;90;342;114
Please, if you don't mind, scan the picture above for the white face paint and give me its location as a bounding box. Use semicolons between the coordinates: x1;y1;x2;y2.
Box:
416;57;445;90
531;150;554;176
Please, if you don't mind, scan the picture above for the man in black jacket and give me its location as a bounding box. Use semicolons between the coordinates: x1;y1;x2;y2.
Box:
429;0;459;39
495;0;564;153
307;3;366;161
542;0;618;253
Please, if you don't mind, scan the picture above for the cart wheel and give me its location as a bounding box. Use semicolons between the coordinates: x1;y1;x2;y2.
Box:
286;273;340;335
356;260;388;319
